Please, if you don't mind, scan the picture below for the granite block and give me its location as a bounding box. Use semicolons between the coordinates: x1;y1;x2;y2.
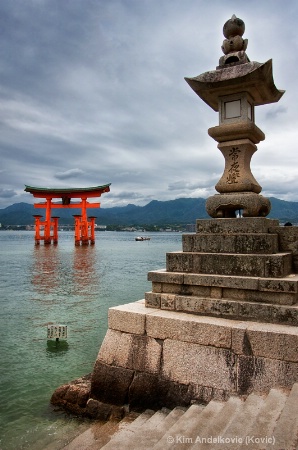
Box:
146;309;232;348
222;287;296;305
145;292;161;308
147;270;184;284
184;273;259;290
97;329;162;374
196;218;279;234
232;322;298;361
108;301;149;334
237;355;298;394
182;233;278;254
162;339;237;391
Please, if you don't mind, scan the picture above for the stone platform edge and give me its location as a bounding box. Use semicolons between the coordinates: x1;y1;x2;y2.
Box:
90;300;298;407
107;299;298;362
51;299;298;417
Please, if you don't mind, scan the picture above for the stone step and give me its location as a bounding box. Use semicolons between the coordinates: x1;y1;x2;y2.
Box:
145;292;298;326
60;413;141;450
122;408;170;450
148;270;298;295
147;403;203;449
61;385;298;450
148;270;298;306
146;407;186;447
109;407;186;450
195;218;279;234
32;419;90;450
194;396;243;450
239;388;288;450
166;251;292;278
153;401;223;450
99;409;155;450
216;392;265;450
268;383;298;450
182;233;279;254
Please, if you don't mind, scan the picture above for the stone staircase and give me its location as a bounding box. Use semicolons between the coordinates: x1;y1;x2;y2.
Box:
61;383;298;450
146;218;298;327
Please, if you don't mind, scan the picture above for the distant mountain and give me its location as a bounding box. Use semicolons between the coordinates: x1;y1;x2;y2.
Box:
1;197;298;226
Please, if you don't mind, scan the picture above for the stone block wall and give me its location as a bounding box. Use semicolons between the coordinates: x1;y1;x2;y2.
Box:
89;300;298;410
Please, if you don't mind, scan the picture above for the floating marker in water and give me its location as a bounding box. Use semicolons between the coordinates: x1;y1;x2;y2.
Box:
47;324;67;339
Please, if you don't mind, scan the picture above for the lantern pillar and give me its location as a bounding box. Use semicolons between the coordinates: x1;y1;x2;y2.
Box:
185;15;284;218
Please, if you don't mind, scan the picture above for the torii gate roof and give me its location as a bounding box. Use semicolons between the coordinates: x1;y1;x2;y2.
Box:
24;184;111;194
24;184;111;198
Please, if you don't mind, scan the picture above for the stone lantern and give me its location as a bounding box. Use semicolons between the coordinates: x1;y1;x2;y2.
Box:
185;15;284;218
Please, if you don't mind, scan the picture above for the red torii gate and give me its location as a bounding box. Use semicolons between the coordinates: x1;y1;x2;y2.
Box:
24;184;111;245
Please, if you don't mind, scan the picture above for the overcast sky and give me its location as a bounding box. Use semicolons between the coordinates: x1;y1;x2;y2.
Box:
0;0;297;209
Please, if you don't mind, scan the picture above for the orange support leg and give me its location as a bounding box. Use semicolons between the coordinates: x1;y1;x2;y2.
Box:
89;216;96;245
73;215;82;246
44;197;52;244
81;198;89;245
33;215;43;245
52;216;59;244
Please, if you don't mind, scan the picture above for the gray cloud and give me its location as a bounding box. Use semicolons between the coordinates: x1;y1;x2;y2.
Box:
0;188;17;199
0;0;297;210
55;169;85;180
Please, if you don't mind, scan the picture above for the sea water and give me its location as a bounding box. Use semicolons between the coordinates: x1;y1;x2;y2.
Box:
0;230;182;449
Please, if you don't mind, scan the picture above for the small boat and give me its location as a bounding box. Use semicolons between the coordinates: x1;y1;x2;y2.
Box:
135;236;151;241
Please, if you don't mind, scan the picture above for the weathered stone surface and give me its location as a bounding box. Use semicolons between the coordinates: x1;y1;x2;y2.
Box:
196;218;279;234
152;281;212;297
108;301;151;335
162;339;237;391
237;355;298;394
128;372;165;409
85;399;124;420
216;139;261;194
259;276;298;293
146;309;232;348
184;273;259;290
167;251;292;278
97;329;162;374
223;287;297;305
271;304;298;326
271;226;298;273
150;272;298;298
153;282;182;294
175;295;240;318
172;294;298;326
148;270;183;284
145;291;161;308
50;374;91;415
91;362;134;405
185;60;284;112
128;372;194;410
160;293;176;310
231;322;298;361
182;233;278;254
86;399;111;420
208;121;264;144
190;384;229;404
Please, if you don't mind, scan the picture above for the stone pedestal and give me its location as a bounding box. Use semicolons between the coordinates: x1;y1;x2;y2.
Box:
87;218;298;411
